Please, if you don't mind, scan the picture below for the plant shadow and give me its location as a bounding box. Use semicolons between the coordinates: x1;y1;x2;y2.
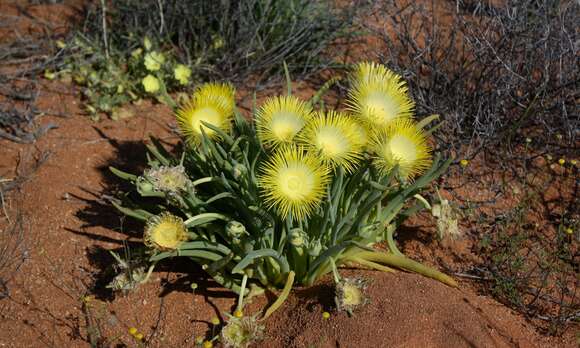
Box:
66;126;231;303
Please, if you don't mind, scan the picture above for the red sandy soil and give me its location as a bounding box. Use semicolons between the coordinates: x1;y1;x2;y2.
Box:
0;77;577;347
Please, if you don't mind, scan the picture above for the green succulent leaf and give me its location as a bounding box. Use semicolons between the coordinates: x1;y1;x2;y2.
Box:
109;166;137;181
184;213;230;228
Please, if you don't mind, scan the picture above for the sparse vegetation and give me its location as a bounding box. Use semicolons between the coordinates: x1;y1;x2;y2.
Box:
367;0;578;156
57;0;367;117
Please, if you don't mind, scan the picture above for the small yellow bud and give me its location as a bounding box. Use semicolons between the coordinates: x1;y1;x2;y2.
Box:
143;37;152;51
134;333;144;341
195;336;205;345
128;327;138;335
322;311;330;319
233;310;243;318
570;159;577;166
203;341;213;348
174;64;192;85
142;75;160;93
558;158;565;166
56;40;66;49
44;70;56;80
211;317;220;325
460;159;469;167
525;137;531;144
565;227;573;235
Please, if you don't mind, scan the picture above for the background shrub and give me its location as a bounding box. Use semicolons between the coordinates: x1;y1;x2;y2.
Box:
81;0;365;81
367;0;578;157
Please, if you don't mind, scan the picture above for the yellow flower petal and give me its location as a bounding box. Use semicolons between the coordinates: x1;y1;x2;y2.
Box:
371;118;432;181
255;95;313;148
298;111;363;172
174;64;192;85
144;51;165;71
142;75;160;93
175;83;235;144
259;146;330;220
346;62;414;127
144;213;188;250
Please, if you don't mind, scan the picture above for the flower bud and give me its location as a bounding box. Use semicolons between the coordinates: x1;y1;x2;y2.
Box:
226;221;247;238
307;239;322;257
232;163;247;179
288;229;307;247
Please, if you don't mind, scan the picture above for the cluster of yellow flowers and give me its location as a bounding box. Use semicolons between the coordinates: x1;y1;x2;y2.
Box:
174;62;432;221
139;37;192;93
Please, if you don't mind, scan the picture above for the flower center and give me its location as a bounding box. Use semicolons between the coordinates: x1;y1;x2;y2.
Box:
387;134;417;162
315;127;348;157
364;91;399;124
270;112;304;142
190;106;222;135
342;285;362;306
152;221;182;248
278;165;314;201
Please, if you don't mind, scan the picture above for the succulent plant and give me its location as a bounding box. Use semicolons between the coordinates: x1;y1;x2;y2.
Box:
110;62;457;315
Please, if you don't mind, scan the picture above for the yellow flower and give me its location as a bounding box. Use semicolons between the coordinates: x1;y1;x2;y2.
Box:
221;315;263;348
255;95;313;148
558;158;565;166
565;227;573;235
128;327;138;336
371;118;432;181
460;159;469;167
233;310;243;318
144;51;165;71
259;146;330;221
346;62;414;127
195;82;236;116
174;64;192;85
298;111;363;172
144;213;188;250
202;341;213;348
336;278;368;315
211;317;220;325
134;333;144;341
322;311;331;319
351;61;391;84
175;83;235;144
142;74;160;93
